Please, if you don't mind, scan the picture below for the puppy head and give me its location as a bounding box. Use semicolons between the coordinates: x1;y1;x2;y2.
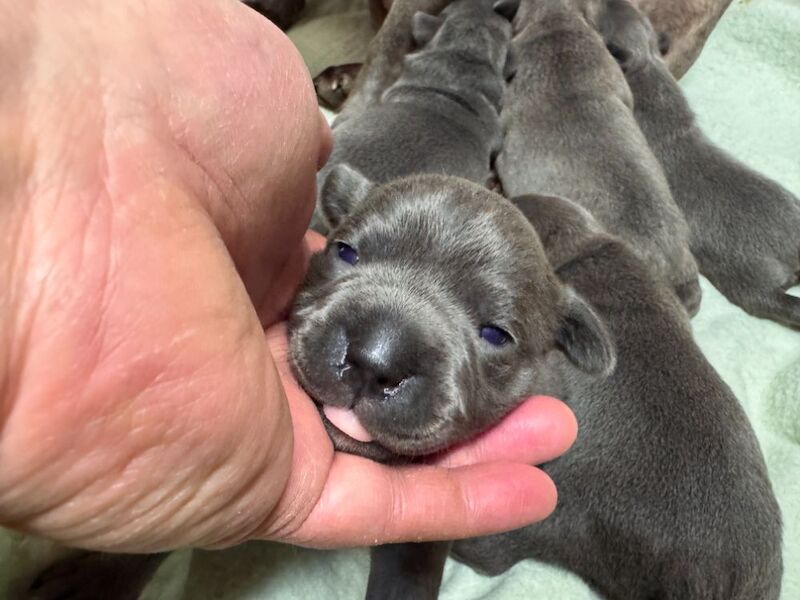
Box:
289;166;615;461
596;0;668;72
511;194;605;269
411;0;514;75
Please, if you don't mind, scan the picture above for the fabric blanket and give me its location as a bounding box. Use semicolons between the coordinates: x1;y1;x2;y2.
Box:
1;0;797;597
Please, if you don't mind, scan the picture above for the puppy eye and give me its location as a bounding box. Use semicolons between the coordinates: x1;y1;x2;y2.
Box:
336;241;359;265
479;325;512;346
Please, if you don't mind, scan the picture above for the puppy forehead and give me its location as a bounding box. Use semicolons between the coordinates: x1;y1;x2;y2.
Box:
350;179;537;269
338;178;561;330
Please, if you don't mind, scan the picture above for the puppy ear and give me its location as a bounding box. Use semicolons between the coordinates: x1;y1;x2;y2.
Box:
412;12;444;47
556;288;616;376
320;164;373;229
493;0;520;21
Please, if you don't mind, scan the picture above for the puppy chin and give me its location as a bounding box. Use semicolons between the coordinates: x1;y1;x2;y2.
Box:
315;396;459;462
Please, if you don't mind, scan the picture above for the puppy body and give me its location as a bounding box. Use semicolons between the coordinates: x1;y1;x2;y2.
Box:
313;0;511;231
497;0;701;315
599;0;800;327
448;195;783;599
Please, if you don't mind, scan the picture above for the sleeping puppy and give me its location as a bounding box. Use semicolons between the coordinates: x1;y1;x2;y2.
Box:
291;167;615;463
292;168;614;600
368;194;783;599
496;0;702;316
312;0;512;231
597;0;800;328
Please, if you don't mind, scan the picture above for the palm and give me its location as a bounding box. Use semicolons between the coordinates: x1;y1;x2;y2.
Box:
0;0;324;550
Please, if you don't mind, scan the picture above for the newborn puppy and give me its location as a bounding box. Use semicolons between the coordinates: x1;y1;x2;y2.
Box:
447;195;783;599
497;0;702;315
291;167;615;462
293;169;615;599
312;0;512;231
598;0;800;327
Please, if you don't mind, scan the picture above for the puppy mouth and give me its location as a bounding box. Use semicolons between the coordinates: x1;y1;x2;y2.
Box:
314;401;402;464
313;400;452;464
322;404;374;443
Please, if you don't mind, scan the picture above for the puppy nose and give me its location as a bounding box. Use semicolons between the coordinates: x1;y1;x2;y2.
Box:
342;319;416;397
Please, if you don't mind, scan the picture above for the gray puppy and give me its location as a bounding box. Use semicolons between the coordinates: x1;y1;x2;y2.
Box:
496;0;702;315
312;0;512;231
597;0;800;327
367;194;783;599
293;169;614;600
291;168;615;463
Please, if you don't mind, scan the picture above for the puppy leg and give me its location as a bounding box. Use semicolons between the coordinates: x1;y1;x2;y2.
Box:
746;290;800;329
28;551;167;600
365;541;450;600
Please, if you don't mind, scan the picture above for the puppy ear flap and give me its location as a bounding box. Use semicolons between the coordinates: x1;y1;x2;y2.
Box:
493;0;520;21
320;164;373;230
412;12;444;47
556;288;617;376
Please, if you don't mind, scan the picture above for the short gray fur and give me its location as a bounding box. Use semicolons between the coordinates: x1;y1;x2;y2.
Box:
597;0;800;327
293;168;781;599
450;194;783;600
311;0;512;232
496;0;702;315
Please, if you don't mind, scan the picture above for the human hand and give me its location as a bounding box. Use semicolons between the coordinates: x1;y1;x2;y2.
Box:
0;0;577;553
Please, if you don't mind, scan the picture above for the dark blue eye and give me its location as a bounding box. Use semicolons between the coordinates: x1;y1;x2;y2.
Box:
480;325;512;346
336;241;359;265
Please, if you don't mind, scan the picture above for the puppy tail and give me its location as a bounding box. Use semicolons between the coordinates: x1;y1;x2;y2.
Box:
751;291;800;329
339;0;453;117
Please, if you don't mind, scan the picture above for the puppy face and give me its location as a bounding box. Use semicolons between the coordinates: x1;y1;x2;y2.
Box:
597;0;668;72
289;168;615;461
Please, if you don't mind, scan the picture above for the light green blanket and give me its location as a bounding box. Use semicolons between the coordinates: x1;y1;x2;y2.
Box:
1;0;798;598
